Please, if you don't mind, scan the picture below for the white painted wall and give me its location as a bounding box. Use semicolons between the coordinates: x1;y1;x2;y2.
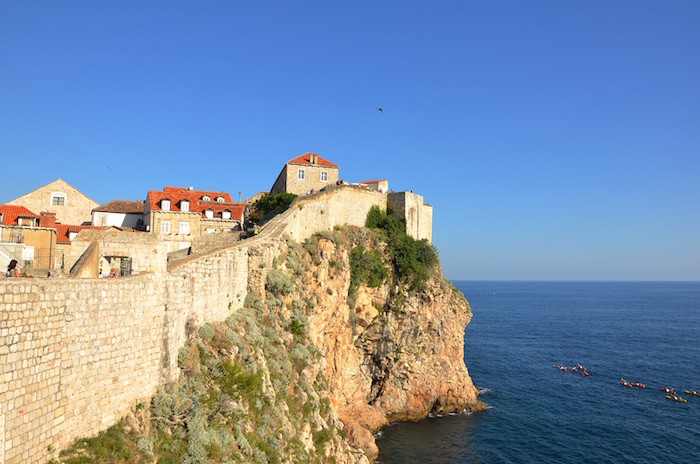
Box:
92;212;142;228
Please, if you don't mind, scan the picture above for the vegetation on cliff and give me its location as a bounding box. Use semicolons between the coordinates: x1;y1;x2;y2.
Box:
249;193;297;224
364;206;438;291
53;218;477;464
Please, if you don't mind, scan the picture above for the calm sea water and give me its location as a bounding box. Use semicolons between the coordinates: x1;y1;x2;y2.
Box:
376;281;700;464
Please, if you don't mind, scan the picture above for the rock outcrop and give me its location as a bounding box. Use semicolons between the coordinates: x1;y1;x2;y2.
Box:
275;229;485;460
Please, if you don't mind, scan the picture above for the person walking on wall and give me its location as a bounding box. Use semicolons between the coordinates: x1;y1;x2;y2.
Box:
6;259;21;277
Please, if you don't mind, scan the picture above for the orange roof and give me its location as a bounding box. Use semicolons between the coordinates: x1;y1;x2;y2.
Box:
200;203;249;220
0;204;39;225
287;152;338;168
55;224;101;243
146;187;247;220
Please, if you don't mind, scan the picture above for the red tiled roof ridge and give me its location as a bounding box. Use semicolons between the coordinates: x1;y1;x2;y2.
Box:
163;186;232;198
146;187;247;219
287;152;338;168
93;200;144;214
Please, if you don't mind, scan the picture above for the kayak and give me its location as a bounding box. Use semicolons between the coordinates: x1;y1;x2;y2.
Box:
630;382;645;389
620;379;632;387
660;387;676;394
666;395;687;403
580;371;590;377
684;390;700;397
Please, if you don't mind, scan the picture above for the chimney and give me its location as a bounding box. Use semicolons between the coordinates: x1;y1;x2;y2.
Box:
238;191;242;202
188;186;193;191
40;211;57;229
311;154;317;164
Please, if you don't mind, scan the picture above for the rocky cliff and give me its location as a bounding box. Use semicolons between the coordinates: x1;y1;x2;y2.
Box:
55;226;483;463
277;228;485;460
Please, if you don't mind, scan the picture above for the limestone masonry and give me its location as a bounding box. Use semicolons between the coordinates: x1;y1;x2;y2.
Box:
0;185;435;463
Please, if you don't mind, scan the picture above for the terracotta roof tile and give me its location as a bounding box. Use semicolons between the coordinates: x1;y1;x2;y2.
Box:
287;152;338;168
0;204;39;225
93;200;144;214
55;224;101;243
146;187;246;220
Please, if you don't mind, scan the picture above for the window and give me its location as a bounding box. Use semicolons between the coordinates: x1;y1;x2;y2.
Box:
179;221;189;234
161;200;170;211
160;221;170;233
216;197;224;202
51;193;66;205
205;209;214;219
298;169;305;180
202;195;210;202
222;211;231;219
180;200;189;212
321;171;327;182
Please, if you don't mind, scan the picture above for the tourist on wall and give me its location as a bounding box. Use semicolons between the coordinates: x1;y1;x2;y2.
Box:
6;259;21;277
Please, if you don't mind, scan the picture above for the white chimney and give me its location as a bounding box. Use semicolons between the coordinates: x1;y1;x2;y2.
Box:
188;186;193;191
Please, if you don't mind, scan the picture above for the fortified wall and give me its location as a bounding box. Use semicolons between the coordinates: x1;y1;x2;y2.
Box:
0;186;431;463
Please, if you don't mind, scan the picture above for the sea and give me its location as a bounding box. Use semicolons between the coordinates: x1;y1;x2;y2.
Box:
375;281;700;464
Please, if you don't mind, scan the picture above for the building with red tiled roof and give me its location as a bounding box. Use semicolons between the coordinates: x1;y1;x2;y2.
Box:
143;187;249;251
92;200;145;228
5;178;98;226
55;224;102;244
0;204;58;274
0;204;40;227
270;152;340;195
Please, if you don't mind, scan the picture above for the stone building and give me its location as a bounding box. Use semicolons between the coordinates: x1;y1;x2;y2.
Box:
5;178;98;226
92;200;145;228
69;227;167;278
0;205;58;274
270;152;339;195
144;186;248;252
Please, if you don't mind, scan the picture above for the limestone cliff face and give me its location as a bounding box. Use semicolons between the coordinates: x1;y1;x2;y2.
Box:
268;229;484;460
54;226;481;464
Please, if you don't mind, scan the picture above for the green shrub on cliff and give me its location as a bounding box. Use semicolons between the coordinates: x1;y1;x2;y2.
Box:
364;205;438;291
266;269;294;295
52;419;148;464
350;245;387;289
250;192;297;223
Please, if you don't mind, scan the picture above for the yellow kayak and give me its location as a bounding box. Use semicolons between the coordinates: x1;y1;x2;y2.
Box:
666;395;687;403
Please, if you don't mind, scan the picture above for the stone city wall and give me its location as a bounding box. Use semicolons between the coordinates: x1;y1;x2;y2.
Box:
281;185;387;243
0;184;430;463
0;247;247;463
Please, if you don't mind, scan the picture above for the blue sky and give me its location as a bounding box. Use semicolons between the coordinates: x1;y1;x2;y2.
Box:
1;1;698;280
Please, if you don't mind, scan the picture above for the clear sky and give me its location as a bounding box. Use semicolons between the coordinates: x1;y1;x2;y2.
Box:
1;1;698;281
